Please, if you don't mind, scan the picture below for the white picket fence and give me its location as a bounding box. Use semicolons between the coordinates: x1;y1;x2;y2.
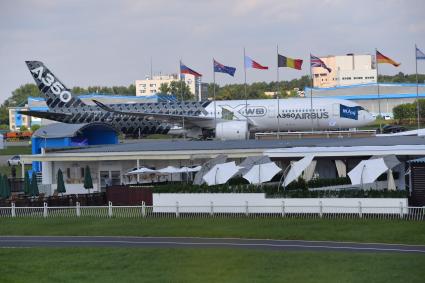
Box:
0;202;424;220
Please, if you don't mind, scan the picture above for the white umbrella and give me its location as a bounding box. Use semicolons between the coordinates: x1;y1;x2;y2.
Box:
348;158;388;185
157;166;181;174
202;161;242;186
183;166;202;172
126;167;157;175
283;155;314;187
242;162;281;184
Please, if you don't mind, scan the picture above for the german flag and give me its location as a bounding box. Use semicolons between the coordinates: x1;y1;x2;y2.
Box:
376;50;400;67
278;54;303;70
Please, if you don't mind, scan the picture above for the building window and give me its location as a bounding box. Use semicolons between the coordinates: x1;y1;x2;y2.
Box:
66;168;71;179
140;90;145;94
149;84;156;87
81;167;85;178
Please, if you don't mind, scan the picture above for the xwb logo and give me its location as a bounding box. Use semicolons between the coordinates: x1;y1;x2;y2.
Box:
238;106;267;117
31;66;72;103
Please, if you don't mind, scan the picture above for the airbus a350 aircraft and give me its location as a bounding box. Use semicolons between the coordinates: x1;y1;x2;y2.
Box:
22;61;375;140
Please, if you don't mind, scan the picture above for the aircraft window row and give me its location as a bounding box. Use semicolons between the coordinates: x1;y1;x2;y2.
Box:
283;108;326;113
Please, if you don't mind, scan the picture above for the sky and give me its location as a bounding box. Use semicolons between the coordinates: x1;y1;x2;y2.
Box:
0;0;424;103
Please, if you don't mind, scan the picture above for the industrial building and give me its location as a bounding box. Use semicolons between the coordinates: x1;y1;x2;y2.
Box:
306;82;425;116
20;136;425;196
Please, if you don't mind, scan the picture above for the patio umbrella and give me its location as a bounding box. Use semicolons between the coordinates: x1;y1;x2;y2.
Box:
202;161;242;186
348;158;389;186
157;166;181;174
193;154;228;185
283;155;315;187
242;162;281;184
126;167;157;175
387;169;396;191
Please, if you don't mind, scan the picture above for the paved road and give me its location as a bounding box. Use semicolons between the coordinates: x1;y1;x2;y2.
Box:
1;236;424;253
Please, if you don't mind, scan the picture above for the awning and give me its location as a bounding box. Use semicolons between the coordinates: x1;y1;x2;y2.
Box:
242;162;281;184
283;155;314;187
193;154;228;185
202;161;242;186
348;155;400;186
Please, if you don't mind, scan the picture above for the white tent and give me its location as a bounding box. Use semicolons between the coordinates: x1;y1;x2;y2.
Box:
180;166;202;173
283;155;314;187
242;162;281;184
348;158;388;185
126;167;157;175
202;161;242;186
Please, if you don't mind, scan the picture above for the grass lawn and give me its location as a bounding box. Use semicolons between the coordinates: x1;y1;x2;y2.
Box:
1;218;424;245
0;145;31;155
0;248;424;283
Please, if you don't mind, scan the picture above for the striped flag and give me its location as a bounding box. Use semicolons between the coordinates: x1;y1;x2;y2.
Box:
376;50;400;67
278;54;303;70
310;54;331;73
244;56;268;70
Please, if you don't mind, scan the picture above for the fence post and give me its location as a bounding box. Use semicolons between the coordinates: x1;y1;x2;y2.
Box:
358;201;362;218
245;201;249;217
281;200;285;218
176;201;179;218
141;201;146;218
11;202;16;218
399;201;404;219
108;201;113;218
76;202;81;217
319;201;323;218
210;201;214;217
43;202;48;218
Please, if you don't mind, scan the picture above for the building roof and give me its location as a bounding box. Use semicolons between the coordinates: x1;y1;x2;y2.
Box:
32;122;119;139
407;157;425;163
20;136;425;163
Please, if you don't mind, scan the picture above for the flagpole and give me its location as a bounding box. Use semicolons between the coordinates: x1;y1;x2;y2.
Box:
375;48;382;133
244;47;248;140
213;58;217;131
276;44;280;139
179;59;186;140
309;54;314;132
415;44;420;132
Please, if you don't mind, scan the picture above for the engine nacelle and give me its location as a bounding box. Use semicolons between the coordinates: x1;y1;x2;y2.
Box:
215;121;248;140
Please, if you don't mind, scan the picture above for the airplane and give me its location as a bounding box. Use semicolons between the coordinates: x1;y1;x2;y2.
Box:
22;61;375;140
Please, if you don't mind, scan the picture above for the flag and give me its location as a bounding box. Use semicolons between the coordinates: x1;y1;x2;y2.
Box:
417;47;425;60
278;54;303;70
180;62;202;77
214;59;236;76
376;50;400;67
244;56;268;70
310;54;331;72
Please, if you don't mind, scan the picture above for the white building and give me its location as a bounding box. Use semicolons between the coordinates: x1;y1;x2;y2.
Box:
313;54;377;88
135;74;202;100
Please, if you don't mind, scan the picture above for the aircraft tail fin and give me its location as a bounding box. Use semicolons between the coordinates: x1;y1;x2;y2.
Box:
25;61;86;110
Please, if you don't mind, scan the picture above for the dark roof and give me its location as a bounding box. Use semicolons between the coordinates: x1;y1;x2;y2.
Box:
33;122;119;138
53;136;425;154
408;157;425;163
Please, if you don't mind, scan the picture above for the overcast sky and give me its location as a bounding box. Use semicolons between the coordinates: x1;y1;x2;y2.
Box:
1;0;424;103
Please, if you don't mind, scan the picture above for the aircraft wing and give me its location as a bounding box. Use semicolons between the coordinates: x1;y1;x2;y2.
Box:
18;110;73;120
92;100;214;125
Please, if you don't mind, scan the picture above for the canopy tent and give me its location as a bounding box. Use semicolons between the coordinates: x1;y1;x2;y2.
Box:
202;161;242;186
283;155;314;187
237;156;272;176
193;154;228;185
348;155;400;186
242;162;281;184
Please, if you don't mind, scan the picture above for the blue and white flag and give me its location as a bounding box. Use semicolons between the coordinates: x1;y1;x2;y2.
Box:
416;47;425;60
214;59;236;76
340;105;361;120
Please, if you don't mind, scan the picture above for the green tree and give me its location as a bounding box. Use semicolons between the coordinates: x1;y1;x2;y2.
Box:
30;124;41;132
159;83;170;94
30;173;39;197
23;171;31;195
84;165;93;194
56;169;66;196
169;81;193;100
20;125;28;132
3;175;10;199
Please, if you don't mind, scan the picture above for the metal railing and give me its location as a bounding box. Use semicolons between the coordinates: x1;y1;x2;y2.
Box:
0;201;424;220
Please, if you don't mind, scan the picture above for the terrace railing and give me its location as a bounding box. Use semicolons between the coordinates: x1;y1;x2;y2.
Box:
0;201;424;220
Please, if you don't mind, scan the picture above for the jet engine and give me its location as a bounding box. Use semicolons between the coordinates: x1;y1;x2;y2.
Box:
215;121;248;140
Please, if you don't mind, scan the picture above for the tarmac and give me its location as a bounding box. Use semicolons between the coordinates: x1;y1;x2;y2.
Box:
1;236;424;254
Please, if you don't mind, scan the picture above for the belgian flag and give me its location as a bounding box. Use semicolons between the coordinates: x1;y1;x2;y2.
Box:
278;54;303;70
